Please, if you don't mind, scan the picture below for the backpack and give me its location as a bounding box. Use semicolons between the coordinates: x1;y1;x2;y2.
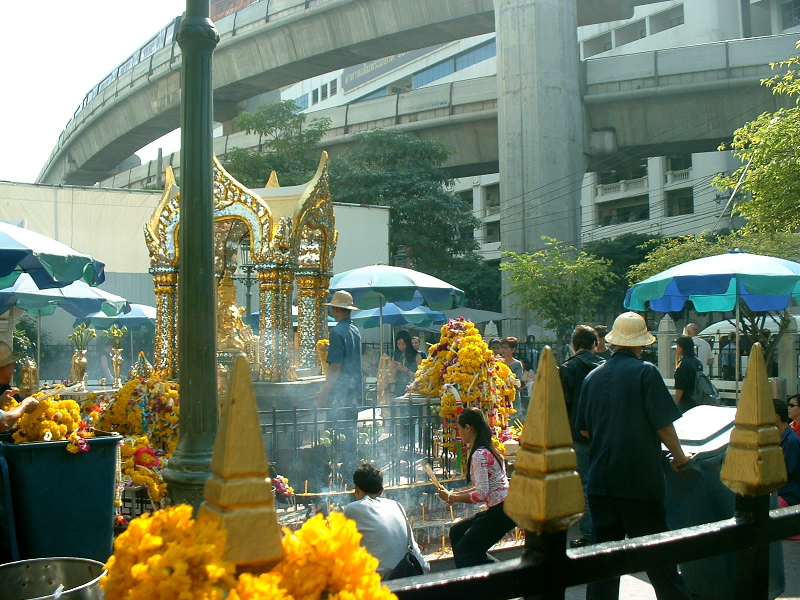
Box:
691;367;720;406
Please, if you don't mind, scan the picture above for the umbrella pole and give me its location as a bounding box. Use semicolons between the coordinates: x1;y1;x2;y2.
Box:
37;313;41;372
735;300;740;404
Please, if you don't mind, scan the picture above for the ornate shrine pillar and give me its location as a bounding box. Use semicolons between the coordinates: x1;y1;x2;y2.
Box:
151;266;179;379
257;266;295;382
297;271;331;368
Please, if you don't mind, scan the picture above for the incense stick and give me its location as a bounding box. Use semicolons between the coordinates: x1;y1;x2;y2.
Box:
421;462;443;490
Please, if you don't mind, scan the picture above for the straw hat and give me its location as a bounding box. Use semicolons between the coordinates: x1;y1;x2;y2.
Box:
324;290;359;311
605;312;656;347
0;341;22;367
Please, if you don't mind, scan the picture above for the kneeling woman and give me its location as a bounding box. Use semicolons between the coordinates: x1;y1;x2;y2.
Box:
438;407;516;567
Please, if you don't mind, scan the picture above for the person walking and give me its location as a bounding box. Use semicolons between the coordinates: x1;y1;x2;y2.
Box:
685;322;712;375
673;335;704;414
437;407;516;568
576;312;691;600
344;463;429;579
559;325;604;548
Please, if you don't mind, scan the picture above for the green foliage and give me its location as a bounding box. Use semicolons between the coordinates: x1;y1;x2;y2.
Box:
584;233;663;322
628;231;800;284
328;129;490;303
222;100;331;187
713;47;800;232
501;237;618;357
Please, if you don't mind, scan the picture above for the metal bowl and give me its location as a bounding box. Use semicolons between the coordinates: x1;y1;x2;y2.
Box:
0;557;106;600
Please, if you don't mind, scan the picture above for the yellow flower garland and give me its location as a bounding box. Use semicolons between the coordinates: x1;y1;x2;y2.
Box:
102;507;397;600
11;392;93;453
409;317;517;452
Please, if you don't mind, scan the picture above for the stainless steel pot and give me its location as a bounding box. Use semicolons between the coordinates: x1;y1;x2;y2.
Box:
0;557;106;600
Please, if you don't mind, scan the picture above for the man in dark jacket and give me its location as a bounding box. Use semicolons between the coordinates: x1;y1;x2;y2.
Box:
559;325;604;548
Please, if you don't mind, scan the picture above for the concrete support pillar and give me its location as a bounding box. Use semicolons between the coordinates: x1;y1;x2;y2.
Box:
495;0;585;333
648;156;667;221
658;314;677;380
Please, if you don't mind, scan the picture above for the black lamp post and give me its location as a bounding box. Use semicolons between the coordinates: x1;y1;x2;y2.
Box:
163;0;220;511
235;244;258;321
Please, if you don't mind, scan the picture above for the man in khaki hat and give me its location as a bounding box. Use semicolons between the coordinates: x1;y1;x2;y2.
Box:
0;341;38;432
575;312;690;600
319;290;363;413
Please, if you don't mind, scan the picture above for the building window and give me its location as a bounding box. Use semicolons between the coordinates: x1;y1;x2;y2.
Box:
484;221;501;244
295;94;309;110
667;154;692;171
783;1;800;29
598;195;649;226
667;188;694;217
650;4;684;35
583;32;613;58
320;84;328;101
329;79;338;96
413;60;456;88
454;40;496;71
485;184;500;216
312;89;319;105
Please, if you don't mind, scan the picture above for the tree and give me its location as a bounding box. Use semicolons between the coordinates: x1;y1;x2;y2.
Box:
628;231;800;367
501;237;618;359
583;233;663;324
713;48;800;232
328;129;489;304
222;100;331;187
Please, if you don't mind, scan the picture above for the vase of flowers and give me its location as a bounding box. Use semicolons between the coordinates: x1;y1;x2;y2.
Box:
105;325;127;388
69;324;96;389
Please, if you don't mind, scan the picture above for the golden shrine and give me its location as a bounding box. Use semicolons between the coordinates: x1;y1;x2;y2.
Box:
144;153;336;383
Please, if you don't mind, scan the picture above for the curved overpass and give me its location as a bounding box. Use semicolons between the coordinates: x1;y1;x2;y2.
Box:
38;0;663;185
99;34;800;189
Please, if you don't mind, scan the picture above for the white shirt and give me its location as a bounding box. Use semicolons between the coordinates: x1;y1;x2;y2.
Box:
343;496;428;578
693;336;712;373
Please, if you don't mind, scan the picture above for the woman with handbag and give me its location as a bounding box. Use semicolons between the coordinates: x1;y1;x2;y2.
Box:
438;407;516;568
344;463;429;579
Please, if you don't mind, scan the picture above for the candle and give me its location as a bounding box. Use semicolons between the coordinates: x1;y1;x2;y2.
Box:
442;536;447;552
450;504;454;521
304;480;308;494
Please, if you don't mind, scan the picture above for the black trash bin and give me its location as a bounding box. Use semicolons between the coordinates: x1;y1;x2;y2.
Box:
0;431;120;563
664;405;784;599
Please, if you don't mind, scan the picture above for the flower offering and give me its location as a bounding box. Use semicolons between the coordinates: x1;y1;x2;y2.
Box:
101;506;398;600
410;318;516;454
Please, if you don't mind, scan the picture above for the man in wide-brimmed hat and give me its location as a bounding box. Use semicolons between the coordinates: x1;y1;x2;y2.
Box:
319;290;363;412
575;312;690;600
0;341;38;432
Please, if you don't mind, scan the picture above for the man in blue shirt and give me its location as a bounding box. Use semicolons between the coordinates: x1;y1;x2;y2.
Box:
774;398;800;506
319;291;363;476
319;291;363;411
575;312;690;600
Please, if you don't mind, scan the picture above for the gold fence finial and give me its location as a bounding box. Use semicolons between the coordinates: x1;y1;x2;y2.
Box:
504;345;584;533
198;355;283;573
720;342;787;496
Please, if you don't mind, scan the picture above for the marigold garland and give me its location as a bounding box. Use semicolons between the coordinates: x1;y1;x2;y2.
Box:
101;507;397;600
409;318;517;454
10;389;95;453
95;378;180;506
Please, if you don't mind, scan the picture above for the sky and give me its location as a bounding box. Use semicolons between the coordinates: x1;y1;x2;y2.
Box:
0;0;188;184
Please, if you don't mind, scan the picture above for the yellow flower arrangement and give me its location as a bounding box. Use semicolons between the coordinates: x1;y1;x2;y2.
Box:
409;317;517;453
101;504;236;600
69;322;96;351
11;392;94;450
96;377;179;506
101;507;398;600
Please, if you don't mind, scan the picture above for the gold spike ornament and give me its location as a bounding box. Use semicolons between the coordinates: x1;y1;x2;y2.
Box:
504;346;585;533
198;355;283;573
720;342;787;496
